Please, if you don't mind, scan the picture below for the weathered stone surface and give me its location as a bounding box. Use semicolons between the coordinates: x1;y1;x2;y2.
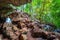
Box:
0;11;60;40
0;0;32;6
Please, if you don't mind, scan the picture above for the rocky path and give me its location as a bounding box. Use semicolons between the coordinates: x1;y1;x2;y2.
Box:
0;11;60;40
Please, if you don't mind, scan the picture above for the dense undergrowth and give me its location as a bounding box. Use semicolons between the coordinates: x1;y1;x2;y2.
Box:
8;0;60;29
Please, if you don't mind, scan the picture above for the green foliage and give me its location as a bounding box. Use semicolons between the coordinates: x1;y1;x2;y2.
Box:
15;0;60;28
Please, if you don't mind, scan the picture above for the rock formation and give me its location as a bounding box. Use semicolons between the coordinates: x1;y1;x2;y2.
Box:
0;11;60;40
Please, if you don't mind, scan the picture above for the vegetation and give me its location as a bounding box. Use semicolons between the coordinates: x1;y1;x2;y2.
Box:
0;0;60;40
11;0;60;29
